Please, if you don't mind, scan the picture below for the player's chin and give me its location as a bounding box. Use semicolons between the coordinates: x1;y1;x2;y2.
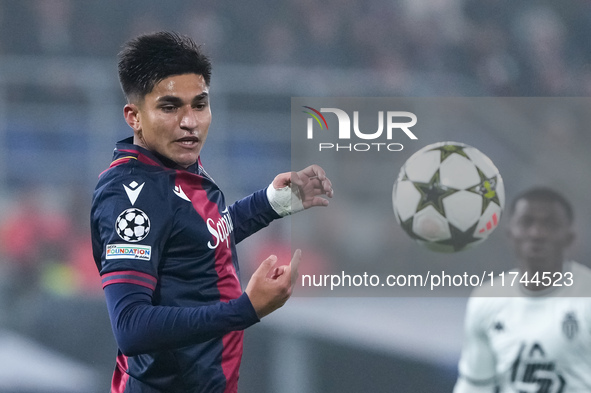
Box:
169;145;200;166
172;151;200;168
523;246;550;262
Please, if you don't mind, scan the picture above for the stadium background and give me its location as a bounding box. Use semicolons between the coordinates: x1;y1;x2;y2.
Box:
0;1;590;392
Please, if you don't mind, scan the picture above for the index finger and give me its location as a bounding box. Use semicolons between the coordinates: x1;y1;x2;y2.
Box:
298;165;326;181
290;249;301;288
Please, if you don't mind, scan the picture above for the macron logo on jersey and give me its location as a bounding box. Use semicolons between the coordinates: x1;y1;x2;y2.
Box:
123;181;145;205
207;207;234;250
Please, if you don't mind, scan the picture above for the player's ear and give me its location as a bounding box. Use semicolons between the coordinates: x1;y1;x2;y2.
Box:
564;227;576;248
124;103;141;132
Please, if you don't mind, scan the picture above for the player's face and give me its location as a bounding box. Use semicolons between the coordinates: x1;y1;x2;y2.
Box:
126;73;211;168
508;199;574;272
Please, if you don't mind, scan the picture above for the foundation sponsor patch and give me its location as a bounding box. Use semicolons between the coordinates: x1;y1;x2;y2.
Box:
106;244;151;260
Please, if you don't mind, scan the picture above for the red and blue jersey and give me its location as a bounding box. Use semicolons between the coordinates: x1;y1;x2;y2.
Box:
91;137;280;392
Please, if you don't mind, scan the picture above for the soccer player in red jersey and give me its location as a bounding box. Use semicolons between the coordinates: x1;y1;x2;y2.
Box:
91;31;333;392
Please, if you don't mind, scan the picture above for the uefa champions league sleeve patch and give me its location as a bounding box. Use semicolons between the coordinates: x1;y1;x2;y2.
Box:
116;208;151;242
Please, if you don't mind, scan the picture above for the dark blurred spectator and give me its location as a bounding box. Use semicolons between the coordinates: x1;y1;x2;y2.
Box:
31;0;74;55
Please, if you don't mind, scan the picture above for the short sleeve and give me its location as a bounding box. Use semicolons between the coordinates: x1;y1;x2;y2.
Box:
91;171;172;290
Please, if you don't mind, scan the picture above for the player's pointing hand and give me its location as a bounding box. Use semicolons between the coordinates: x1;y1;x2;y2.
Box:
245;249;301;319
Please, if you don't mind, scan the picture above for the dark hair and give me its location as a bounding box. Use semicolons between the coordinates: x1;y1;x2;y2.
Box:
118;31;212;102
509;186;574;223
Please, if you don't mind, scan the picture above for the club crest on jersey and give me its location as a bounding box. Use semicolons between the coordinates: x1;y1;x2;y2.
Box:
173;184;191;202
207;207;234;250
116;208;150;242
562;312;579;340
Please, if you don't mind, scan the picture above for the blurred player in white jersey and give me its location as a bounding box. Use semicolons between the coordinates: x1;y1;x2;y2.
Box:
454;187;591;393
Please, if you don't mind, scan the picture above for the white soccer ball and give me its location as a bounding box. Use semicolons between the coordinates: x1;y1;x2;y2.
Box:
392;141;505;252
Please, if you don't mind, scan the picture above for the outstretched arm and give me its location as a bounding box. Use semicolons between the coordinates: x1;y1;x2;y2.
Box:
229;164;334;242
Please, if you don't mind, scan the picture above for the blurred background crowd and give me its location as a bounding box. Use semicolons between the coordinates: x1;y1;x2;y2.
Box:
0;0;591;392
3;0;591;95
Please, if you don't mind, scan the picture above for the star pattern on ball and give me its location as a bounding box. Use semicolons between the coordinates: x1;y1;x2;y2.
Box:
429;143;470;162
469;168;502;214
413;170;459;216
399;216;425;241
435;221;480;251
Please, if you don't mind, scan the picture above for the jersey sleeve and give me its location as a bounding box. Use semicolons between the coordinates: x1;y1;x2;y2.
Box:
104;283;259;356
455;296;498;388
91;171;172;288
228;188;281;244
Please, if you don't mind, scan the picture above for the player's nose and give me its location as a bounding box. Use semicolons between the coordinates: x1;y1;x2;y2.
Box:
179;107;198;131
527;223;549;239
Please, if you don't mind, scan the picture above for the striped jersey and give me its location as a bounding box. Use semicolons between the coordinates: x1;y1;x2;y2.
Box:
91;137;280;392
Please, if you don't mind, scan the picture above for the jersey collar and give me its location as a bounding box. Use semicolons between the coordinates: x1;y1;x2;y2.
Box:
113;137;201;174
517;260;574;297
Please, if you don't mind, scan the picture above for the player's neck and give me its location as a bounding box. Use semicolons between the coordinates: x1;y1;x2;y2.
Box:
519;259;566;292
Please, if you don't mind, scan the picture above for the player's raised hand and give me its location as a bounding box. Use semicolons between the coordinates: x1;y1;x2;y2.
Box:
268;165;333;216
245;249;301;319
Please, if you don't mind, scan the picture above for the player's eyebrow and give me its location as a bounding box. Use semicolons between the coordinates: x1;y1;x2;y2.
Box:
156;96;184;105
192;92;209;102
156;92;209;105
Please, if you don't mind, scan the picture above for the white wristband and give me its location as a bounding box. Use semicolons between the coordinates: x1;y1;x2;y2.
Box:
266;183;305;217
